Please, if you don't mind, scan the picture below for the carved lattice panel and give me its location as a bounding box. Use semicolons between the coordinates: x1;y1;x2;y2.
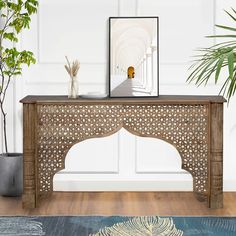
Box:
37;104;123;193
122;104;209;198
37;103;209;199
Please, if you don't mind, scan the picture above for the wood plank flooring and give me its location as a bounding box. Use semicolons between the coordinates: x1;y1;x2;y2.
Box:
0;192;236;216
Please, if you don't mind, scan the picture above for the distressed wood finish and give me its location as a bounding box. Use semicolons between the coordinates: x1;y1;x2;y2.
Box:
209;103;224;208
22;104;37;208
20;95;226;104
20;95;226;209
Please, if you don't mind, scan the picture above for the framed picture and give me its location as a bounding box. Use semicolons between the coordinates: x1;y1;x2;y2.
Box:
109;17;159;98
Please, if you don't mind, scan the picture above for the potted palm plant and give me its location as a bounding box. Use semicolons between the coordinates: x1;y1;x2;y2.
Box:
187;8;236;102
0;0;38;196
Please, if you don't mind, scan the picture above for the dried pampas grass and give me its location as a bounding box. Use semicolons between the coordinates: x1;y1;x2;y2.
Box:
65;56;80;78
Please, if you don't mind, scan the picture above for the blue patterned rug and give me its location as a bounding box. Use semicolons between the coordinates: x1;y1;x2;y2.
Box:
0;216;236;236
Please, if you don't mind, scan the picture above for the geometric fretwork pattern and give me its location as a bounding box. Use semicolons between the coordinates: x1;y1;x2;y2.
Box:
37;104;209;200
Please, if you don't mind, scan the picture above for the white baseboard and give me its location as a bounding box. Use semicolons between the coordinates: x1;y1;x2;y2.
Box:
53;180;193;191
53;180;236;191
223;180;236;191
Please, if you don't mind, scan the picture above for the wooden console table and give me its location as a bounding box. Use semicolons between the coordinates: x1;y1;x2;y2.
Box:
20;95;226;209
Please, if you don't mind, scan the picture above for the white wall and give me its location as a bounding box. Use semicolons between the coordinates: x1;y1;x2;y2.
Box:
3;0;236;191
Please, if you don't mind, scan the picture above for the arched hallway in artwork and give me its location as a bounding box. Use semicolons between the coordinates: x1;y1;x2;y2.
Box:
110;18;158;97
111;77;151;97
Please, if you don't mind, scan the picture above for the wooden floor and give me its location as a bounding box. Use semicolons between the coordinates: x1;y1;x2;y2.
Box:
0;192;236;216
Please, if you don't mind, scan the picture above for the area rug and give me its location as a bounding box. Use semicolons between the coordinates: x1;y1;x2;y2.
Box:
0;216;236;236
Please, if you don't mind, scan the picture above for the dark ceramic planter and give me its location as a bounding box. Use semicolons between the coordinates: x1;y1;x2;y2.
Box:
0;153;23;196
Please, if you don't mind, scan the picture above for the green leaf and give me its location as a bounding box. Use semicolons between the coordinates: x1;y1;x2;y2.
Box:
3;71;11;76
224;9;236;22
195;59;216;83
210;40;236;49
0;1;6;10
3;32;18;42
25;0;38;15
187;58;212;82
226;71;236;100
207;35;236;38
13;71;22;76
219;76;230;95
227;50;234;80
231;8;236;16
7;2;19;11
215;56;225;83
215;24;236;32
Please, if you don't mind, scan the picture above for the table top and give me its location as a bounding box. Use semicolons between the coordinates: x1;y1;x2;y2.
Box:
20;95;226;104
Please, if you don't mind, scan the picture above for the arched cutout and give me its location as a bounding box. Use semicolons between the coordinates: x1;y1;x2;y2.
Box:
51;123;124;178
54;128;191;191
51;124;195;178
58;132;120;173
136;136;186;173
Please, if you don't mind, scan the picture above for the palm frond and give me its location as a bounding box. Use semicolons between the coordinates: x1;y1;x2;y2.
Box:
207;35;236;38
215;57;225;83
187;8;236;102
231;8;236;16
224;9;236;21
227;50;234;79
215;24;236;32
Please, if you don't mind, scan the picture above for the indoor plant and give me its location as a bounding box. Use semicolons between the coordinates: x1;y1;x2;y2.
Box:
0;0;38;196
187;8;236;102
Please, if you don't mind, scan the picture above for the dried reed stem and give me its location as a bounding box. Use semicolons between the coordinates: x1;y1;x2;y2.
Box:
64;56;80;78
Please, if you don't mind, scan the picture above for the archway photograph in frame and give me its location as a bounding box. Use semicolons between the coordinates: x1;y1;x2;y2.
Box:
109;17;159;98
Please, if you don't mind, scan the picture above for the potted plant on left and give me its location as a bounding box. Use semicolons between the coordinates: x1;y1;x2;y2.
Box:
0;0;38;196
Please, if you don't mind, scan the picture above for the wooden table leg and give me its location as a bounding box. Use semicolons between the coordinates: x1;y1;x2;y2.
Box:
208;103;223;208
22;104;37;208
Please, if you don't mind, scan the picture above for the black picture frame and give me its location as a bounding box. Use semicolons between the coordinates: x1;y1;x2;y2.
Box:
109;16;159;98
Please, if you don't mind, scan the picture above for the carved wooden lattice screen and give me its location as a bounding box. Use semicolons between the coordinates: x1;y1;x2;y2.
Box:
37;104;208;197
21;96;225;209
